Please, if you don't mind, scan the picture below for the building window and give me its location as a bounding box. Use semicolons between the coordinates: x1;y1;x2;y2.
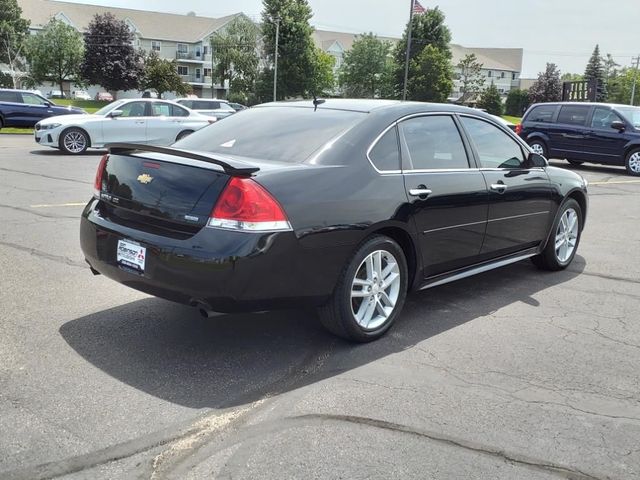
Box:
204;68;212;78
500;71;505;78
203;45;208;55
487;71;492;77
177;43;188;54
151;41;161;52
512;72;517;80
195;68;201;79
177;65;189;76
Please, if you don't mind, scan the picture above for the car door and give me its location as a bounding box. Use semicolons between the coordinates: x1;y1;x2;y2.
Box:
551;105;592;160
146;101;189;145
101;101;149;144
0;90;24;126
398;114;489;277
584;106;629;164
459;115;554;258
19;92;56;125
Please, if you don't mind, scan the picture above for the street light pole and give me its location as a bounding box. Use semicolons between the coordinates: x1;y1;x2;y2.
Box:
402;0;415;101
273;17;280;102
631;55;640;106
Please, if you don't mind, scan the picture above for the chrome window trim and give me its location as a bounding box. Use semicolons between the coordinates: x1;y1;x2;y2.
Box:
487;211;549;223
422;211;549;235
365;121;401;174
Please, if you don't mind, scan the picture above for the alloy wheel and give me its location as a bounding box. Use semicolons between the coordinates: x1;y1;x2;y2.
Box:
629;152;640;173
555;208;579;263
350;250;401;330
531;143;545;155
63;131;87;153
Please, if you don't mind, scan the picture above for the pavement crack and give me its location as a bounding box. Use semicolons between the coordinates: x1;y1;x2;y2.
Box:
567;269;640;285
0;203;78;220
0;167;92;185
0;240;86;269
297;413;603;480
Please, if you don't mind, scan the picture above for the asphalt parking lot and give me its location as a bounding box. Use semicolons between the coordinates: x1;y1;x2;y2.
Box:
1;134;640;480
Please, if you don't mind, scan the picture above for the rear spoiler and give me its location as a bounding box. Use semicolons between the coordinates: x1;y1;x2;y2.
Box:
106;143;259;176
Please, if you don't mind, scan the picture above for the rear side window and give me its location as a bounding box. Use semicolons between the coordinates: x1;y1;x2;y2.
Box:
0;91;19;102
174;106;366;163
177;100;192;108
399;115;469;170
171;105;189;117
557;105;590;126
461;116;525;169
368;127;400;171
526;105;557;123
192;100;221;109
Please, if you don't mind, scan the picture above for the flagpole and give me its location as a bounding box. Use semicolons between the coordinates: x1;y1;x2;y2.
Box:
402;0;415;101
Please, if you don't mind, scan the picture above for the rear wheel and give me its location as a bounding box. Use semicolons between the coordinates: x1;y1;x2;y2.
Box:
59;127;89;154
176;130;194;141
0;117;4;130
531;199;582;271
528;139;548;158
318;235;408;342
625;148;640;176
567;160;584;166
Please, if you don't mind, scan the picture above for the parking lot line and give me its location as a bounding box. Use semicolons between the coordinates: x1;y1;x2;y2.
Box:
589;180;640;186
30;202;87;208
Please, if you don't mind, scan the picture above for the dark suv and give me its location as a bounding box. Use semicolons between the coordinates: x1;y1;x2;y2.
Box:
518;102;640;175
0;89;85;129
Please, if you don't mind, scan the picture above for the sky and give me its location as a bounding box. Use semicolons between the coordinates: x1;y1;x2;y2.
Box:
60;0;640;77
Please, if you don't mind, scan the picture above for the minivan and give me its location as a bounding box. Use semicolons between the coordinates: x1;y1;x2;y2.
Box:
518;102;640;176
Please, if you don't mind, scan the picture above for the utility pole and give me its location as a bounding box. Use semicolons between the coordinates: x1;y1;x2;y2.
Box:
273;17;280;102
631;55;640;106
402;0;415;101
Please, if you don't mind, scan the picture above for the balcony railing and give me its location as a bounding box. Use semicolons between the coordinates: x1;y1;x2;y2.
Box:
180;75;216;85
176;51;206;61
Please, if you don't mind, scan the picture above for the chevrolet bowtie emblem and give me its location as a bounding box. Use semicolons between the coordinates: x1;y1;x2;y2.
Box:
137;173;154;184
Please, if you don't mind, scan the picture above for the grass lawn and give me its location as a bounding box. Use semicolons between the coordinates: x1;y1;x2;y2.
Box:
0;127;33;134
502;115;522;124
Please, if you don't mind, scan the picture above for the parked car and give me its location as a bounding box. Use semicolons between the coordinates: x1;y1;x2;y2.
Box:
227;102;247;112
34;98;214;154
175;98;236;120
46;90;66;99
72;90;92;100
518;102;640;176
491;114;517;132
141;91;159;99
80;99;588;342
95;92;114;102
0;88;85;129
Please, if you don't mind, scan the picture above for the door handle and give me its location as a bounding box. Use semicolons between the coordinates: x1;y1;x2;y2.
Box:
490;183;508;193
135;120;145;124
409;187;432;197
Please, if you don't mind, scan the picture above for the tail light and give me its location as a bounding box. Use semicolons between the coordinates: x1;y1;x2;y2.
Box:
93;154;109;198
208;177;291;232
515;123;522;135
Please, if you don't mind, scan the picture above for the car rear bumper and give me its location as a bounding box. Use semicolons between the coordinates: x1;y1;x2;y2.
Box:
80;199;351;312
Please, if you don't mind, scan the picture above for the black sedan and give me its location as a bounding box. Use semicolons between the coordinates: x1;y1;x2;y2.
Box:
80;100;588;342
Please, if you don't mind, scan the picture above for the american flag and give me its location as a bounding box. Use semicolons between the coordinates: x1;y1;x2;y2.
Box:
412;0;427;14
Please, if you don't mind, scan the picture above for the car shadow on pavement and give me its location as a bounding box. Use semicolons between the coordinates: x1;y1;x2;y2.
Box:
59;256;585;410
548;160;626;176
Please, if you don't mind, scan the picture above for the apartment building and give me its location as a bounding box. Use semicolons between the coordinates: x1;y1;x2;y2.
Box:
19;0;247;98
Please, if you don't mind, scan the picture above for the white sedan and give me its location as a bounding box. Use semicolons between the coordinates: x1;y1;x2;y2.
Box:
34;98;214;154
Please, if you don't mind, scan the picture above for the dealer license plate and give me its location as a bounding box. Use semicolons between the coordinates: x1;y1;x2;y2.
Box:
117;239;146;272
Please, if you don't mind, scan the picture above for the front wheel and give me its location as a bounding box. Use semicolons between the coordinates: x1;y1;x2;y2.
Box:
59;128;89;154
625;148;640;176
318;235;408;342
531;199;582;271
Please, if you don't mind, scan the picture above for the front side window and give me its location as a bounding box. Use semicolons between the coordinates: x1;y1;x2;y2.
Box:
119;101;148;117
368;127;400;171
617;106;640;128
399;115;469;170
20;93;48;105
557;105;590;126
461;116;525;169
590;107;623;129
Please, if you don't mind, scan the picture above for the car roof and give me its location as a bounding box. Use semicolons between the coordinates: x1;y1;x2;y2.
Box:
0;88;41;94
529;102;635;109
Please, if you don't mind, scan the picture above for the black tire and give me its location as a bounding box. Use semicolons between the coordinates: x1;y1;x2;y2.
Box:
317;235;408;342
567;160;584;166
624;148;640;176
531;198;582;271
59;127;89;154
0;116;4;130
528;139;548;158
176;130;194;142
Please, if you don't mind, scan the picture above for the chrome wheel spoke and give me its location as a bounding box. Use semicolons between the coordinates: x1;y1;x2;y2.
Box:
352;278;371;287
555;208;579;263
379;290;395;308
351;289;369;298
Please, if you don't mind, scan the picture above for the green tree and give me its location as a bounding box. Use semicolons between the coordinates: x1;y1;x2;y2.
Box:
584;44;606;101
339;33;393;98
0;0;30;88
456;53;484;99
393;7;452;94
210;15;260;101
81;13;142;95
529;63;562;104
478;83;503;115
26;19;84;96
607;67;640;106
407;44;453;103
260;0;317;100
560;72;583;82
309;47;335;95
140;51;191;98
505;88;530;116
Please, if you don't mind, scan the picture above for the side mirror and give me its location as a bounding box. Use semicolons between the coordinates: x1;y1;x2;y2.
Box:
611;120;626;131
108;110;123;118
527;152;547;168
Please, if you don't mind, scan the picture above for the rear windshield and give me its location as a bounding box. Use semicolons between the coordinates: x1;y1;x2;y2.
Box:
174;106;366;163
